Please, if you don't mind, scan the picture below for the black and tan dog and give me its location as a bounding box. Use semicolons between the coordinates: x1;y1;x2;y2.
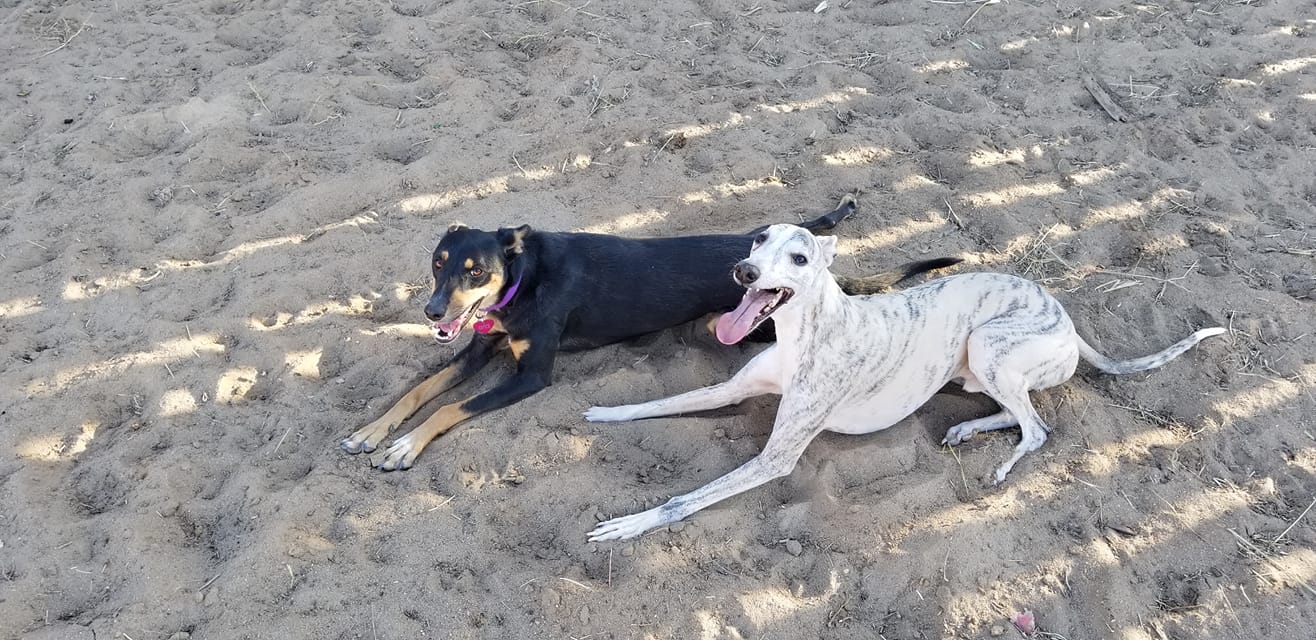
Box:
340;196;959;470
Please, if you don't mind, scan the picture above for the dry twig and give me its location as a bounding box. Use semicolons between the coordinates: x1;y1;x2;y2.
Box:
1082;72;1132;122
39;19;89;57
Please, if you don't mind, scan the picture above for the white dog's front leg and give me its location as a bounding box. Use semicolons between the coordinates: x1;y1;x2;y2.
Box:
589;417;818;541
584;347;782;422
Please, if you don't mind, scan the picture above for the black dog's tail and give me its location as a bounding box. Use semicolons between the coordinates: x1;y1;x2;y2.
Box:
797;193;858;233
835;257;963;295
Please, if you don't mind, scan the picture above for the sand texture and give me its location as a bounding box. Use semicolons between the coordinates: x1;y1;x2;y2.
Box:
2;1;1315;638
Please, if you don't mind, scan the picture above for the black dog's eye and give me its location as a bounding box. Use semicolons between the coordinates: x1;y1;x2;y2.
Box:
469;267;484;277
433;260;444;269
792;254;808;266
755;233;767;245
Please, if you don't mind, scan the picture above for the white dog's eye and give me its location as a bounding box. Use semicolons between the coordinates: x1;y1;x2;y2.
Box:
755;233;767;245
792;254;807;266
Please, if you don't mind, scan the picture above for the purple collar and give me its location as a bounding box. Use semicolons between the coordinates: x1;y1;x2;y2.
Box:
480;275;522;314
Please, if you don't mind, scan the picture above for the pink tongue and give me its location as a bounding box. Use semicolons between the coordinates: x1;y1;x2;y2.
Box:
435;317;464;336
715;290;774;345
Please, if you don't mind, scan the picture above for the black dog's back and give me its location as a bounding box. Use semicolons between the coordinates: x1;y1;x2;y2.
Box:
532;199;857;350
530;232;755;349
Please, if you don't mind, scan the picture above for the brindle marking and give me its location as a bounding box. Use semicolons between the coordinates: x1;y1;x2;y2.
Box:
584;224;1224;540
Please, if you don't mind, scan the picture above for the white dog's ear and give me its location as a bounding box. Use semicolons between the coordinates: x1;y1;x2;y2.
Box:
816;235;837;267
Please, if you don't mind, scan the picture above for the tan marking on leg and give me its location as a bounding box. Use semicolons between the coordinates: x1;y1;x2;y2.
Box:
374;402;476;469
412;402;474;442
342;362;464;452
387;366;462;420
508;337;532;361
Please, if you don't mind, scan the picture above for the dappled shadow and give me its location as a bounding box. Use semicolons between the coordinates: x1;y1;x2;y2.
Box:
3;0;1315;639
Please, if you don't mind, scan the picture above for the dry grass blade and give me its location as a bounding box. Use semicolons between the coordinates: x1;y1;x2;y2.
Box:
38;18;89;57
1009;225;1079;285
1226;527;1316;597
1273;496;1316;544
960;0;1000;30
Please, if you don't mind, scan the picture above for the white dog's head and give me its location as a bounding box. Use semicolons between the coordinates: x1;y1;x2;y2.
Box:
715;224;837;344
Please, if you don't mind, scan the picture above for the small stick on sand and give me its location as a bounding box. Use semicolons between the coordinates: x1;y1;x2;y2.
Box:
248;81;272;113
198;572;222;592
1092;265;1193;294
651;134;676;162
1228;527;1316;596
427;495;455;512
1081;72;1131;122
557;576;594;591
1273;496;1316;545
943;198;964;229
960;0;999;31
270;425;292;456
944;442;971;497
39;19;89;57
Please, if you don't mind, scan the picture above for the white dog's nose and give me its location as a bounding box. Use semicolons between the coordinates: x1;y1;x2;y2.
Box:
734;261;760;285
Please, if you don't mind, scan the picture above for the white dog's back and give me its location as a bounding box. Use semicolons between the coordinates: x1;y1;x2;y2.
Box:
809;272;1081;434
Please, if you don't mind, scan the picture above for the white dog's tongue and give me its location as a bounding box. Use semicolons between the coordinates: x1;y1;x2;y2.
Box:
715;289;774;345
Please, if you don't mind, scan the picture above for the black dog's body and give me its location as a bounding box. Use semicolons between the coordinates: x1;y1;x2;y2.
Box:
340;197;958;470
504;232;792;351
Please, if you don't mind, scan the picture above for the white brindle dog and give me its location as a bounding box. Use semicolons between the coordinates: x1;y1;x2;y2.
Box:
584;224;1224;541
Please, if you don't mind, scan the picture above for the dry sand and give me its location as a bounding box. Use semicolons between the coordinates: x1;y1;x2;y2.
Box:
2;1;1315;638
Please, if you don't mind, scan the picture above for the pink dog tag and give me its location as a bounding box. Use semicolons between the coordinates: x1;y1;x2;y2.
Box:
472;318;495;334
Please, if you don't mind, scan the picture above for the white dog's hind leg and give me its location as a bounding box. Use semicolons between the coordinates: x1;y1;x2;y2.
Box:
942;410;1017;445
584;346;782;422
976;377;1049;485
966;324;1075;483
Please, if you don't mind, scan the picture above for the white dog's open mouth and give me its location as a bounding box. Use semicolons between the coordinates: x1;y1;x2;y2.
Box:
431;300;482;343
715;287;793;344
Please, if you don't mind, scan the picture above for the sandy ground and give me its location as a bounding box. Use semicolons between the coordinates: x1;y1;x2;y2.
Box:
2;1;1315;638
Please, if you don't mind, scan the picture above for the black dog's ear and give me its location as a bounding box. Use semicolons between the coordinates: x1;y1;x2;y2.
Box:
497;224;532;256
447;221;469;233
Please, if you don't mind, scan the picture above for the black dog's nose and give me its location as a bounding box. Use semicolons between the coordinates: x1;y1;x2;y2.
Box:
424;297;445;321
734;261;759;285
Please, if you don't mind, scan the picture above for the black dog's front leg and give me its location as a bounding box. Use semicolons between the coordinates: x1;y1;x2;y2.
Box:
341;334;501;453
372;329;561;470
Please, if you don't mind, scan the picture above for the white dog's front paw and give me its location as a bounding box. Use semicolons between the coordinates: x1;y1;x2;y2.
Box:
583;405;638;422
588;507;673;541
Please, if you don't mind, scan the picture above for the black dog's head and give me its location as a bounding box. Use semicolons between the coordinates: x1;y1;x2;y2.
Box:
425;222;531;343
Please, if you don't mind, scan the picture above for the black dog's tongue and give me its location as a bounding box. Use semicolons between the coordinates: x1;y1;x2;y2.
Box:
715;289;775;344
434;317;464;338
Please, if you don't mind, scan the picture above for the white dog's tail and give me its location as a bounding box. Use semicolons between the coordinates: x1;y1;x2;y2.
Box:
1077;327;1226;375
